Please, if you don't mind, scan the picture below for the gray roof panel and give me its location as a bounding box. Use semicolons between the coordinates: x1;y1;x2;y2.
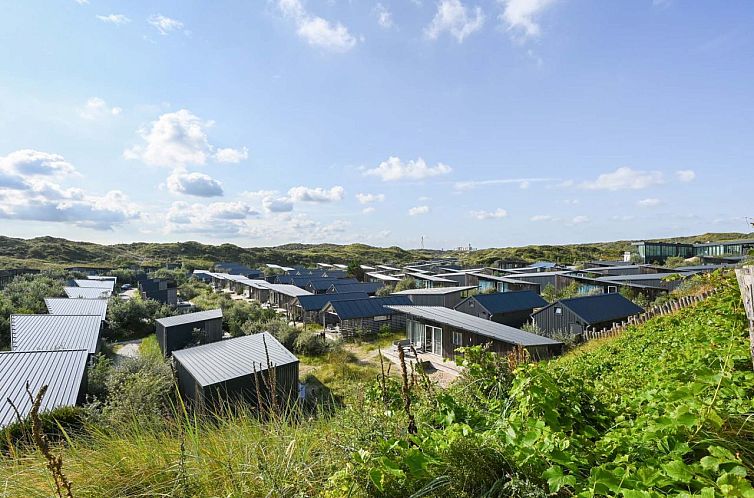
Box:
393;286;476;296
156;309;223;328
11;315;101;354
73;279;115;292
172;333;298;387
0;349;88;428
45;298;109;321
64;286;110;299
387;305;562;347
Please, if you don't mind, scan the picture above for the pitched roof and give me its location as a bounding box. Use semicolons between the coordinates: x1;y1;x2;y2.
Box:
45;298;109;321
172;333;298;387
328;282;383;294
326;295;412;320
404;272;456;283
64;286;110;299
155;309;223;328
73;279;115;292
366;272;402;282
387;305;562;347
264;283;313;297
393;286;476;296
550;293;644;324
465;291;548;314
0;349;88;428
296;292;369;312
10;315;101;354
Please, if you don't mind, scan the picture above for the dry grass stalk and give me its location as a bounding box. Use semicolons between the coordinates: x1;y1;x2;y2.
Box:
397;347;417;435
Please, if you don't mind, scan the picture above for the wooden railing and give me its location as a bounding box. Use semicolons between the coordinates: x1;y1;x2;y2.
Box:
734;266;754;369
582;289;719;342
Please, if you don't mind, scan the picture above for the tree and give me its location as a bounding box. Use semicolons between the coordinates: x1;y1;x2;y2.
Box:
376;285;394;297
541;283;557;303
394;277;417;293
346;261;366;282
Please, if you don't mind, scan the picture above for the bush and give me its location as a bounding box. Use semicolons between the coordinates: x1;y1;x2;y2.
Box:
177;280;211;301
87;354;113;400
245;320;300;351
394;277;417;292
294;331;331;356
0;406;86;452
106;297;175;340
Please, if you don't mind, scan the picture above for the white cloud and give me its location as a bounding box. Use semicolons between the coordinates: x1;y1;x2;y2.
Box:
365;156;452;181
287;185;345;203
0;149;76;178
165;201;258;236
74;0;89;4
214;147;249;163
676;169;696;182
166;170;224;197
362;207;376;214
374;3;394;28
498;0;556;40
79;97;122;120
409;205;430;216
263;196;294;213
530;214;555;222
148;14;184;35
425;0;484;43
581;167;664;191
470;208;508;220
242;189;278;199
637;197;662;208
453;177;554;191
96;14;130;25
356;192;385;204
570;215;589;225
277;0;358;52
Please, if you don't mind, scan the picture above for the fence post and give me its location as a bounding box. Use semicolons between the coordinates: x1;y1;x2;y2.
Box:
735;267;754;371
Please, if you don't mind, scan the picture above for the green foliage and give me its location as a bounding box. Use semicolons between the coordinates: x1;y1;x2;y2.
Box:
177;280;211;301
394;277;417;292
107;268;139;285
149;267;188;285
346;261;365;281
294;331;331;356
106;297;175;340
0;406;87;452
376;285;394;297
87;354;113;400
0;272;67;349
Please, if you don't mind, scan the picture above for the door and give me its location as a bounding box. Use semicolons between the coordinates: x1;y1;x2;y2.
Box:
425;325;443;356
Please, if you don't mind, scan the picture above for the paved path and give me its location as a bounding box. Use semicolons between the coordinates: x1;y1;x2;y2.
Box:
111;339;143;364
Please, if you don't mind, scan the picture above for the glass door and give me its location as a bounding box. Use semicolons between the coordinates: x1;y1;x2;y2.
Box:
425;325;442;356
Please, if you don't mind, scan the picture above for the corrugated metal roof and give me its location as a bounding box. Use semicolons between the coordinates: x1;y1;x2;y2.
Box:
264;283;313;297
465;291;548;314
405;272;456;283
327;295;412;320
0;349;88;428
387;305;562;347
596;273;689;282
156;309;223;328
45;298;109;321
11;315;101;354
366;272;402;282
393;286;476;296
296;292;370;311
172;333;298;387
546;293;644;325
328;282;383;294
64;286;110;299
73;279;114;291
471;273;539;285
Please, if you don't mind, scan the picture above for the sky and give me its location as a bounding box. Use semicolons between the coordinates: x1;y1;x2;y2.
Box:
0;0;752;250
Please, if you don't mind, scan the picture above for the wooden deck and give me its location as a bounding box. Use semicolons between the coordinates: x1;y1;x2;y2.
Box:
382;347;463;377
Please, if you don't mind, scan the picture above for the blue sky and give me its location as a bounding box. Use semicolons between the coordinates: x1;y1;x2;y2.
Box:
0;0;752;249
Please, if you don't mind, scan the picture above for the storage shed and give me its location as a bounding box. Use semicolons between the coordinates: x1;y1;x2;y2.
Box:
322;295;411;336
532;293;644;338
387;305;563;361
454;291;548;327
0;349;89;428
45;298;109;322
392;286;476;308
155;308;224;356
172;333;299;411
10;314;102;356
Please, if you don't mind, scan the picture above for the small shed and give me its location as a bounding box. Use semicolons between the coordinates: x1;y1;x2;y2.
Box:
322;295;411;336
138;278;178;306
392;286;477;308
10;314;102;356
0;349;89;428
532;293;644;337
45;297;109;322
155;308;224;356
454;291;548;327
387;305;563;361
172;333;299;411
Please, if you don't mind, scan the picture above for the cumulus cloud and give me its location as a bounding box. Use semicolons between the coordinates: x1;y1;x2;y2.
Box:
148;14;184;35
96;14;130;25
374;3;394;28
166;170;224;197
581;167;664;190
165;201;258;236
530;214;555;222
263;196;294;213
570;215;589;225
498;0;556;40
278;0;358;52
637;197;662;208
356;192;385;204
425;0;485;43
124;109;246;169
365;156;452;181
79;97;122;120
287;185;345;203
214;147;249;164
676;169;696;182
453;177;554;191
470;208;508;220
409;205;430;216
0;149;76;178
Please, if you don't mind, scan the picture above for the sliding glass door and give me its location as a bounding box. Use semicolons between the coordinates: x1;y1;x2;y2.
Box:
425;325;442;356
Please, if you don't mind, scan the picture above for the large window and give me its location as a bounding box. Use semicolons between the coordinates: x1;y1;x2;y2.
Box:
452;331;463;346
407;319;424;350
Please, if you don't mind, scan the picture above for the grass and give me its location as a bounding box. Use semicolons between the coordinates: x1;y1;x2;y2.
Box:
139;335;162;361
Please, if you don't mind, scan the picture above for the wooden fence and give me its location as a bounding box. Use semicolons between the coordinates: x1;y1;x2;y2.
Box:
582;289;718;342
734;266;754;369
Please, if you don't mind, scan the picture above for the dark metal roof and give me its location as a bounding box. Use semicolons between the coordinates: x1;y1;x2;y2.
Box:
596;273;689;282
387;305;562;347
156;309;222;328
546;293;644;324
64;286;110;299
464;291;548;314
328;282;383;294
73;279;115;292
0;349;88;428
172;333;298;387
404;272;456;283
296;292;369;312
471;273;539;285
45;298;109;321
11;315;101;354
393;286;476;296
327;295;412;320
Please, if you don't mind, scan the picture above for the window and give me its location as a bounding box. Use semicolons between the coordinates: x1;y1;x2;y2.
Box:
469;301;475;308
555;307;562;315
452;331;463;346
607;285;618;293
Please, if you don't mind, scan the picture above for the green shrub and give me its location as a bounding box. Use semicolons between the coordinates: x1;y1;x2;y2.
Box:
294;331;330;356
0;406;86;453
106;297;175;340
